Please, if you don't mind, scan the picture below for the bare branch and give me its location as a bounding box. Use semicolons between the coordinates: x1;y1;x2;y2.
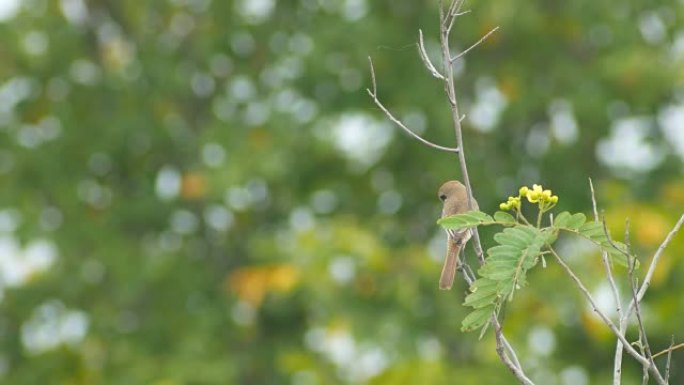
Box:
366;57;459;153
446;0;467;33
418;30;445;80
548;246;650;366
636;213;684;302
665;336;674;382
450;26;500;63
626;230;658;382
590;181;621;319
493;318;534;385
653;340;684;359
589;179;629;385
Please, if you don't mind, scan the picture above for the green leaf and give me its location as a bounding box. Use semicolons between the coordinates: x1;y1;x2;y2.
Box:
462;224;547;333
461;305;495;332
494;227;535;249
437;211;493;230
578;222;604;239
554;211;571;228
566;213;587;230
493;211;516;225
463;279;498;308
558;219;639;268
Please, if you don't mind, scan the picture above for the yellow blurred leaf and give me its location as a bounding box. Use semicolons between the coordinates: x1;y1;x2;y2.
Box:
660;181;684;207
580;311;612;341
269;265;299;292
226;264;300;306
181;172;206;200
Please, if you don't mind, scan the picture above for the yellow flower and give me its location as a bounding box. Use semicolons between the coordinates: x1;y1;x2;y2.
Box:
526;184;543;203
500;202;509;210
519;186;529;196
550;195;559;204
508;196;521;209
541;189;552;202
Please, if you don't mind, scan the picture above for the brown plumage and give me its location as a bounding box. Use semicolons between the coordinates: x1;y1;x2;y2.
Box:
438;180;479;290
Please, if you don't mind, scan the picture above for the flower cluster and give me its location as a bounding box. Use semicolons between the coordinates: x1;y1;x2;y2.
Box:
499;196;521;211
499;184;559;212
520;184;558;205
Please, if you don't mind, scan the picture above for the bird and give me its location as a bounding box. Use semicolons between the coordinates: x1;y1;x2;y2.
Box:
438;180;478;290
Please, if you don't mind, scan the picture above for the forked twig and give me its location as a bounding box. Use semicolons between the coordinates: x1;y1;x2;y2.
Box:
547;246;650;366
635;214;684;303
370;1;530;382
450;26;500;63
549;242;668;384
366;57;459;153
653;340;684;359
418;30;445;80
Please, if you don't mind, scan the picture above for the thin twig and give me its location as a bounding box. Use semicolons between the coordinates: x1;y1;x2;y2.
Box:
638;330;649;385
653;340;684;359
549;245;669;384
665;336;674;382
438;0;483;263
547;246;649;365
628;245;656;383
450;26;500;63
589;178;627;385
599;215;623;318
418;30;445;80
366;57;459;153
636;214;684;303
493;317;534;385
436;3;530;383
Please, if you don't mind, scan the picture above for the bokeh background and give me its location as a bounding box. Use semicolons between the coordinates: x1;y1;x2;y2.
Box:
1;0;684;384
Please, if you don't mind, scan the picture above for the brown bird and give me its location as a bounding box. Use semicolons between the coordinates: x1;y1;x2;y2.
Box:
438;180;479;290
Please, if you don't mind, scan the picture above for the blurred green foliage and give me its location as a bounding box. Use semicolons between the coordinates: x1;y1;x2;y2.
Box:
1;0;683;384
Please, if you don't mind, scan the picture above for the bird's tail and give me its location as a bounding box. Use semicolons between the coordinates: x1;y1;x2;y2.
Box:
439;238;460;290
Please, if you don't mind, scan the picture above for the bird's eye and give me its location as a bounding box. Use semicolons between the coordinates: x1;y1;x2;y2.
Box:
439;194;447;201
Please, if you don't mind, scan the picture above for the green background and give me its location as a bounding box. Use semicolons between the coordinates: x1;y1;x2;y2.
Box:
1;0;683;384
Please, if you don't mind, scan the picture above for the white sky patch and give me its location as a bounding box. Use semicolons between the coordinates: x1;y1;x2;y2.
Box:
201;142;226;168
342;0;368;21
416;335;442;361
330;113;394;171
155;165;181;201
639;11;666;45
59;0;89;25
528;326;556;356
596;117;665;175
0;77;36;116
170;209;199;235
23;31;49;56
561;366;589;385
658;104;684;161
548;99;579;145
0;237;57;289
328;256;356;284
0;209;21;233
469;77;508;132
307;328;389;382
671;30;684;60
526;123;550;158
310;189;338;214
591;282;619;319
21;300;89;355
203;205;234;232
235;0;274;25
0;0;20;22
377;190;402;214
289;207;315;232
